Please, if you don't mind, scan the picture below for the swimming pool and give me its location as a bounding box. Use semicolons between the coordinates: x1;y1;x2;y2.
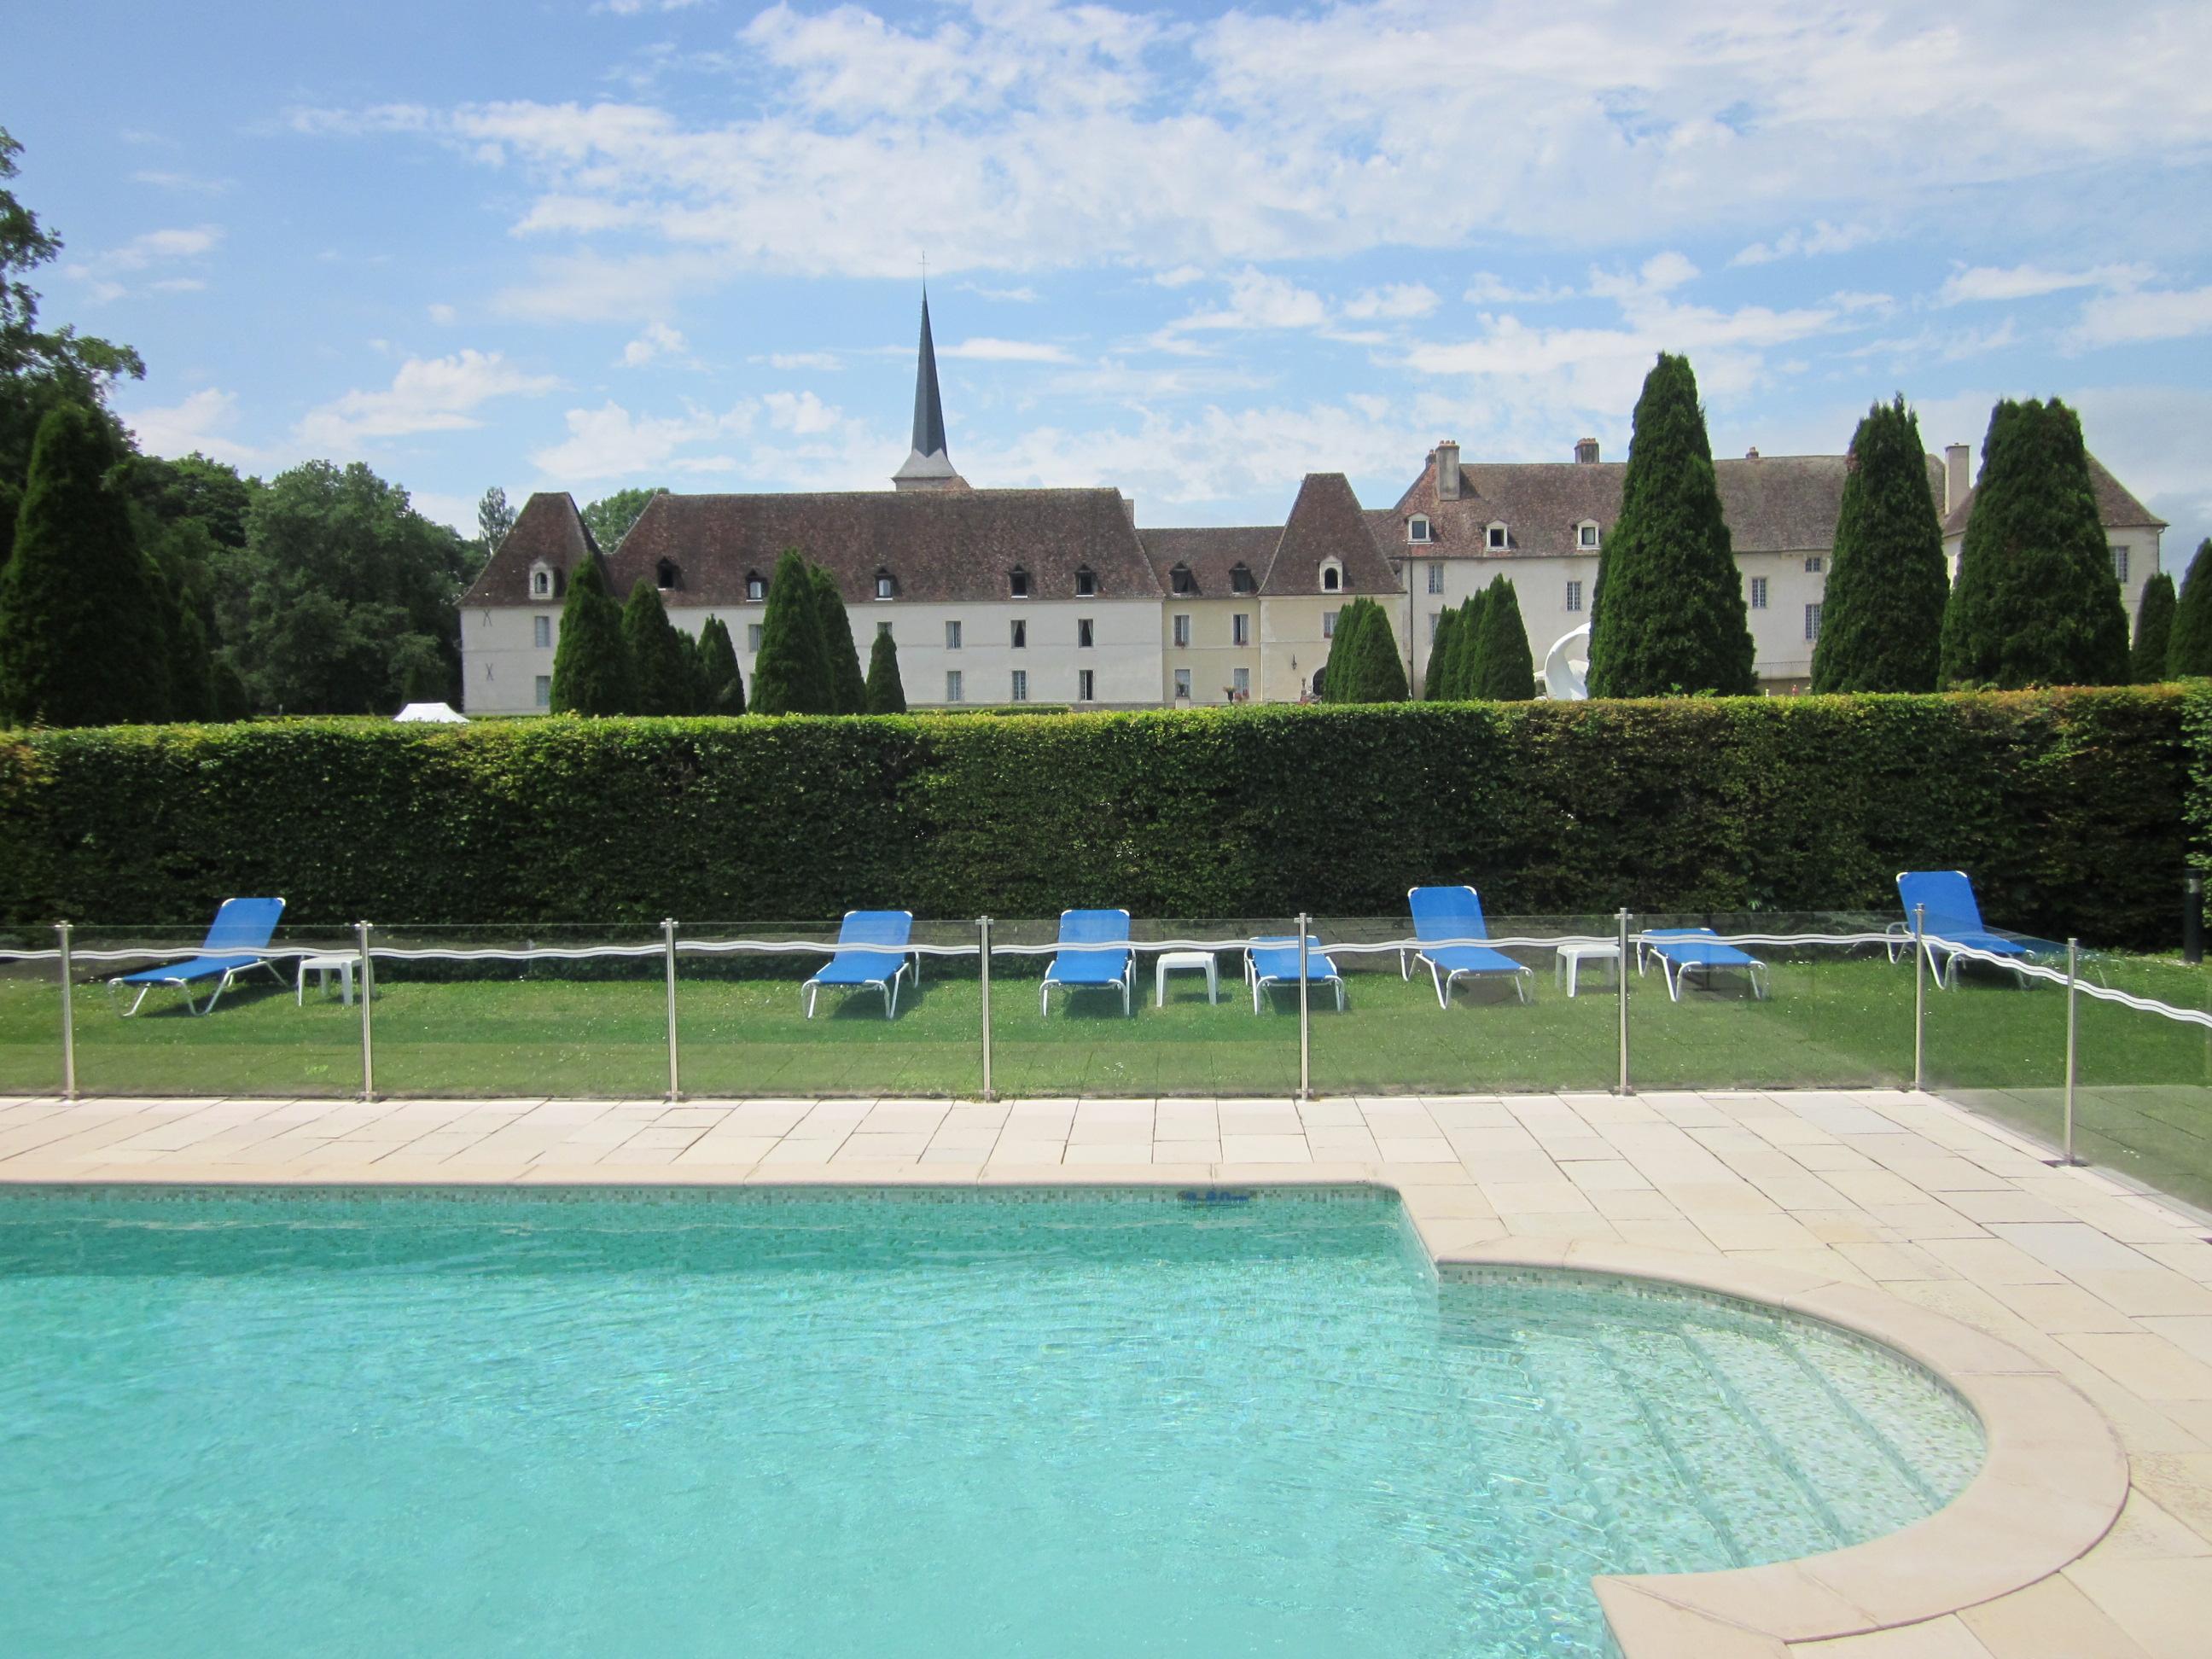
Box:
0;1188;1982;1656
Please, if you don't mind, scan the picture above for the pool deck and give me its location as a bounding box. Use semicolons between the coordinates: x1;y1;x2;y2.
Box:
3;1085;2209;1657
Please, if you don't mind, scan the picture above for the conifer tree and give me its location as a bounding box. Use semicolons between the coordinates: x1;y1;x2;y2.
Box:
1810;396;1949;693
1317;598;1369;702
1446;591;1488;698
1587;353;1756;697
1938;399;2130;689
166;603;214;721
1330;598;1408;702
865;626;908;713
1422;606;1457;700
1472;575;1535;700
620;578;692;714
547;554;633;715
2132;573;2176;684
0;403;172;725
812;565;868;713
696;614;744;713
751;547;834;714
210;655;251;722
2168;540;2212;678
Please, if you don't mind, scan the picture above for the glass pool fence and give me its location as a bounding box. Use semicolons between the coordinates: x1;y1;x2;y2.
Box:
1;911;2206;1214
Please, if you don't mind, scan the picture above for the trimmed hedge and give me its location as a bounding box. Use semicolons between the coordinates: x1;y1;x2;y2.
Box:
0;688;2189;947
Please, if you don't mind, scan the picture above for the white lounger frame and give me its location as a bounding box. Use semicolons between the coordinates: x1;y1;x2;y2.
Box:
108;957;287;1018
1635;938;1769;1003
1039;955;1134;1016
1400;948;1534;1009
802;951;916;1020
1245;951;1347;1014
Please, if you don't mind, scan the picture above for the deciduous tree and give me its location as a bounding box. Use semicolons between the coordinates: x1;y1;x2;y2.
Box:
579;486;667;551
1810;396;1948;693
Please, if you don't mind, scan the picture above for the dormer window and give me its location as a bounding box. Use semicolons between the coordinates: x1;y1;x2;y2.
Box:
1074;566;1096;597
655;558;680;591
1171;563;1197;596
1010;566;1030;598
1408;515;1431;544
1320;559;1343;592
744;570;766;602
1487;522;1509;550
529;562;555;599
875;568;896;600
1576;521;1600;550
1230;563;1255;595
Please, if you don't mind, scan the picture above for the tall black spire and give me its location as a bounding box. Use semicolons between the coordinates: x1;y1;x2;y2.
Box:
893;292;961;491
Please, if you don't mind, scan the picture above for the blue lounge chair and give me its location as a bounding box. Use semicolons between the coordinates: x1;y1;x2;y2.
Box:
1039;908;1135;1016
801;911;916;1019
109;897;288;1016
1402;885;1534;1008
1246;934;1346;1013
1892;870;2033;989
1638;928;1769;1002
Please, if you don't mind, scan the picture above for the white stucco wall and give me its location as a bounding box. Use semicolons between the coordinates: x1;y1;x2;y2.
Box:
462;603;560;715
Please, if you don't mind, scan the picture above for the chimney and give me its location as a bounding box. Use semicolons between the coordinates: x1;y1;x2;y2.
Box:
1435;439;1460;501
1121;492;1136;525
1575;437;1599;464
1944;444;1970;515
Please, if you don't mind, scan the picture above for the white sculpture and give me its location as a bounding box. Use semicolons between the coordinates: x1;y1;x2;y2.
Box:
1542;626;1591;701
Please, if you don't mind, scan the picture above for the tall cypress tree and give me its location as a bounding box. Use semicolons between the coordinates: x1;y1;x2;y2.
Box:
812;565;868;714
2168;540;2212;678
1939;398;2130;689
1332;598;1408;702
865;626;908;713
751;547;834;714
1317;598;1368;702
1421;606;1458;700
548;555;633;715
1472;575;1535;700
2132;573;2177;684
0;403;172;725
1810;396;1949;693
620;579;692;714
1587;353;1756;698
696;614;744;713
167;603;215;721
1445;591;1487;698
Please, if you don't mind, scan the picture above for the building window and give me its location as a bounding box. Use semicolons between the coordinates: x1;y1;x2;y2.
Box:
748;625;764;652
1749;576;1768;609
2111;544;2129;584
656;558;680;591
946;670;963;703
1010;620;1027;649
530;567;553;598
1578;521;1600;550
945;620;963;650
1487;522;1508;550
1804;555;1824;574
875;569;895;599
1171;563;1197;596
533;615;551;648
1078;669;1095;702
1323;608;1339;638
1321;561;1342;592
1232;613;1250;646
1173;613;1191;648
1564;581;1582;613
1009;566;1030;598
1010;670;1028;702
1075;566;1096;597
1805;602;1824;642
534;675;551;708
1424;562;1443;595
745;571;765;601
1173;667;1191;699
1078;618;1094;649
1231;667;1249;698
1408;515;1430;544
1231;563;1255;594
877;620;893;638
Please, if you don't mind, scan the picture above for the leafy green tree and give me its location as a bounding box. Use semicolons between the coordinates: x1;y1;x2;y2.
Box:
121;451;258;549
579;486;667;551
1939;399;2130;689
1445;591;1487;699
166;601;214;722
696;614;745;713
2168;540;2212;678
1588;353;1756;697
1;128;145;491
812;565;868;713
1421;605;1458;700
620;578;692;714
1810;396;1949;693
865;626;907;713
2132;573;2177;684
209;655;252;722
477;486;515;551
548;554;632;715
1472;576;1535;700
751;548;835;714
0;402;171;725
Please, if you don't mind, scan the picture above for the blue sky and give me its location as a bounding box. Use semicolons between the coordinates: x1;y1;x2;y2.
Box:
7;0;2209;561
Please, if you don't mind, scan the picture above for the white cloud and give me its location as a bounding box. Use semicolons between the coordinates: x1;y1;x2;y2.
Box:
1846;317;2020;365
1160;268;1330;342
763;389;840;434
148;277;207;294
1342;282;1439;321
765;351;842;370
1829;290;1895;314
593;0;703;12
620;319;690;365
938;336;1075;364
428;302;458;324
1587;251;1699;302
1152;265;1208;288
1938;261;2151;306
1462;272;1575;306
123;389;265;466
1730;221;1875;265
131;170;232;195
959;282;1040;303
2069;285;2212;348
63;224;223;300
296;350;560;450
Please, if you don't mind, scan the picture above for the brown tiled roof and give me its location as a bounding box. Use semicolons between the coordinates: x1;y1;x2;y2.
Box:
1261;472;1400;595
1940;453;2168;538
460;492;602;606
598;487;1155;605
1138;526;1278;597
1386;451;1950;558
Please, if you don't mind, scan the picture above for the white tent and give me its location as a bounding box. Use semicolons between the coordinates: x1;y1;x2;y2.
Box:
393;701;468;724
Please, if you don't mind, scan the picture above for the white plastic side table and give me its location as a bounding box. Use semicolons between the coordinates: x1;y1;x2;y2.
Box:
296;952;358;1007
1554;942;1620;998
1155;949;1220;1008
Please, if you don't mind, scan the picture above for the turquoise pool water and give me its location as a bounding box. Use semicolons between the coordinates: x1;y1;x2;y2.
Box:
0;1189;1981;1656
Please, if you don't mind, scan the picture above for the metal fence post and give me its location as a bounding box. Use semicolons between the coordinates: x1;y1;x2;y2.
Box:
1912;902;1927;1093
2064;935;2080;1166
978;917;994;1102
2186;870;2203;966
663;918;682;1103
356;920;376;1103
55;921;76;1103
1296;914;1313;1101
1615;908;1633;1095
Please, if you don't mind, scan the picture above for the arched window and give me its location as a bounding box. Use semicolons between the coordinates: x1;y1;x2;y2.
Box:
1320;560;1342;592
744;570;766;602
1074;566;1097;597
1010;566;1031;598
529;562;554;599
1408;515;1431;544
656;558;680;591
1171;563;1197;596
875;568;896;599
